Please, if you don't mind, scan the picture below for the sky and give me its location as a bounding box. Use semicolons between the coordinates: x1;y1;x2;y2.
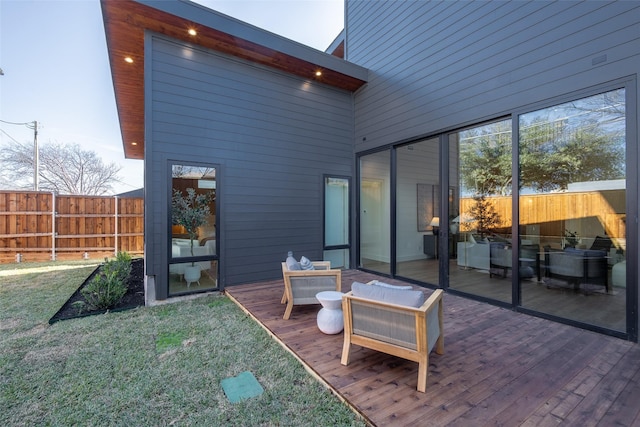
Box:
0;0;344;195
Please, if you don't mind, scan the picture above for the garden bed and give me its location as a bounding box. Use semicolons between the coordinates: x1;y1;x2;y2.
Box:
49;258;145;324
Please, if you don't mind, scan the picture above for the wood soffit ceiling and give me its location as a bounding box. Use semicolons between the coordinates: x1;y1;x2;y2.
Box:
101;0;367;160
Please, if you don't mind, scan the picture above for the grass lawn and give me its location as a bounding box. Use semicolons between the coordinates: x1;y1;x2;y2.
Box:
0;260;366;426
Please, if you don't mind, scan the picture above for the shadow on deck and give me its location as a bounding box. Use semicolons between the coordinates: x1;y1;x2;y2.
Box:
225;269;640;427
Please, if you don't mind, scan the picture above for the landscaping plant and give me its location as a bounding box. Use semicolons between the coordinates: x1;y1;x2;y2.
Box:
80;251;132;310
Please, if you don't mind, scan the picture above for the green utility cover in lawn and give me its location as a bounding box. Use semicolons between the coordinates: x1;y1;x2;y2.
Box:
221;371;264;403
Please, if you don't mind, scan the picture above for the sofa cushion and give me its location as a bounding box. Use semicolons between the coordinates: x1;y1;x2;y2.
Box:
299;256;315;270
564;247;606;257
372;280;413;290
286;256;302;271
351;281;425;308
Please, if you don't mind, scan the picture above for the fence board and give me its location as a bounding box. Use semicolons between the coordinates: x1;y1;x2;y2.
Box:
460;189;626;242
0;191;143;263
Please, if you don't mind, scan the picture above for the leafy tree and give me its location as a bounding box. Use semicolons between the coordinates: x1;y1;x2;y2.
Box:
519;117;624;192
459;120;512;196
460;109;625;195
0;141;122;195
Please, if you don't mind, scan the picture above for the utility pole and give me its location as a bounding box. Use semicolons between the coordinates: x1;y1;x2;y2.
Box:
27;121;39;190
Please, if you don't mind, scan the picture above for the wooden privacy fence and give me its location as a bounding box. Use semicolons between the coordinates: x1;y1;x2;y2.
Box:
0;191;144;263
459;189;626;243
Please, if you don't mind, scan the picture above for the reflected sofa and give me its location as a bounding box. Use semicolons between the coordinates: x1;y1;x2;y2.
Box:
543;246;608;292
489;243;538;278
457;237;490;270
170;239;214;277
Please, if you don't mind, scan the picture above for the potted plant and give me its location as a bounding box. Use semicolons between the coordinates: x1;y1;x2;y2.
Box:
564;229;580;248
171;187;214;286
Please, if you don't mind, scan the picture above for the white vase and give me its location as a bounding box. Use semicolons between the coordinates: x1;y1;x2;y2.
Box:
184;265;201;287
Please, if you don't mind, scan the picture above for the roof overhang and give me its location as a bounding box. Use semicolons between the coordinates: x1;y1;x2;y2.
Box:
101;0;368;159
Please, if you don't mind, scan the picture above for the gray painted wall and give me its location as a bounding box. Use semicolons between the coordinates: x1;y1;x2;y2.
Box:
146;35;355;294
345;0;639;338
346;0;639;151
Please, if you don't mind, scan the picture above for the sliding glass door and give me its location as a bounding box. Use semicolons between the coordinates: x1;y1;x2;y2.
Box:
448;119;513;303
396;138;440;284
359;150;390;274
356;85;633;338
519;88;627;332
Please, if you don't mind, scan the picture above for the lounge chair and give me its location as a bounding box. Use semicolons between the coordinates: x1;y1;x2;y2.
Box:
341;281;444;392
280;261;341;320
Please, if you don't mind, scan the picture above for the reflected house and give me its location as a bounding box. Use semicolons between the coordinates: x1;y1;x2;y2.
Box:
101;1;638;341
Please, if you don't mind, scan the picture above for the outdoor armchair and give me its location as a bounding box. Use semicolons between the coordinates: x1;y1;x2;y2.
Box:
280;261;342;320
341;281;444;392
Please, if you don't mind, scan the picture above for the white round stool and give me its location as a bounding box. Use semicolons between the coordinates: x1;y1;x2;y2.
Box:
315;291;345;334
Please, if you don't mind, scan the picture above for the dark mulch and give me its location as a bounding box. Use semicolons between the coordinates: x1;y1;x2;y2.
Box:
49;258;145;324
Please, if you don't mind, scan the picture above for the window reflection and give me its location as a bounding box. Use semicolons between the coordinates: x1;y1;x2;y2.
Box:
520;88;626;332
169;164;218;295
449;119;513;303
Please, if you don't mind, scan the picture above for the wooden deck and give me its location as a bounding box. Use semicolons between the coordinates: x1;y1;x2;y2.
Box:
225;269;640;427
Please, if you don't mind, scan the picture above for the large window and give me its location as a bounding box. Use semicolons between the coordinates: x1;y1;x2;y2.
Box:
519;88;626;332
169;164;218;295
357;86;633;338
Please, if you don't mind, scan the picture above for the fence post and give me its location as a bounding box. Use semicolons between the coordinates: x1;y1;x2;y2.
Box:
51;191;56;261
114;196;119;257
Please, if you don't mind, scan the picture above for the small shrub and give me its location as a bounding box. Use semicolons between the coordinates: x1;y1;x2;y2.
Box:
105;251;133;283
80;252;132;310
70;300;86;315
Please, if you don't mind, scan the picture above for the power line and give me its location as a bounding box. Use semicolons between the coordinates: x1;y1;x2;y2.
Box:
0;119;39;191
0;128;23;144
0;119;33;126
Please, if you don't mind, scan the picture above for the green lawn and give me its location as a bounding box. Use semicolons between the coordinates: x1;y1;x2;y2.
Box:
0;260;366;426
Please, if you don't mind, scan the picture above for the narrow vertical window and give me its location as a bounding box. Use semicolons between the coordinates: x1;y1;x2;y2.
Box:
169;164;218;295
324;176;350;268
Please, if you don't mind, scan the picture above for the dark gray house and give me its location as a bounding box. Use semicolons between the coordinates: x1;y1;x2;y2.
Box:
102;0;638;341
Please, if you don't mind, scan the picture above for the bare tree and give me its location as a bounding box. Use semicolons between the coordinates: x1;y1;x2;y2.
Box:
0;141;122;195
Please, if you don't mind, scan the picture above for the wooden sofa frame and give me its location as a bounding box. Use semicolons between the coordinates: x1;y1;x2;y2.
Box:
280;261;342;320
341;284;444;392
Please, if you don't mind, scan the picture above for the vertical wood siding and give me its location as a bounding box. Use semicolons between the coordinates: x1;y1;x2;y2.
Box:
346;0;640;151
0;191;144;262
148;36;355;288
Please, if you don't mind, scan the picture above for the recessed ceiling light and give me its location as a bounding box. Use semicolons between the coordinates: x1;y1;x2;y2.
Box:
315;70;322;77
131;142;138;146
188;28;197;36
124;57;134;63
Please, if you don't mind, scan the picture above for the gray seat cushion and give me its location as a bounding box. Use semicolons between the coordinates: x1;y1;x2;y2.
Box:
351;281;425;308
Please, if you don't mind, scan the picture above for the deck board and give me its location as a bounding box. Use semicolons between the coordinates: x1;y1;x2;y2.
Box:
225;269;640;427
